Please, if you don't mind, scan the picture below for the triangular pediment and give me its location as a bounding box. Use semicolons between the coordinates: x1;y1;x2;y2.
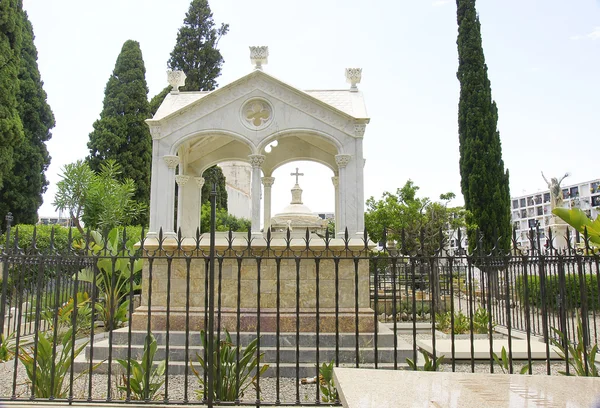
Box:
149;70;369;133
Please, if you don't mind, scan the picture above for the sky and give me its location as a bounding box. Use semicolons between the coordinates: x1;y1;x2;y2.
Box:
23;0;600;220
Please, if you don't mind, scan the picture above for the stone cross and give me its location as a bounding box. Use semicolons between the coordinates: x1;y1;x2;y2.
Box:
291;168;304;185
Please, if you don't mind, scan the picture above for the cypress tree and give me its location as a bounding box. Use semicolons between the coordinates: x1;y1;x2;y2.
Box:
87;40;152;226
167;0;229;92
456;0;511;253
201;166;228;210
0;6;55;228
0;0;23;193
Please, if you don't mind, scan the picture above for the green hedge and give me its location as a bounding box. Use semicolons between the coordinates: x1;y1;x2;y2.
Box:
516;273;600;311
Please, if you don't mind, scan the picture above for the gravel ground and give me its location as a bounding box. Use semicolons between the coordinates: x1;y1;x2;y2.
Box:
0;359;323;404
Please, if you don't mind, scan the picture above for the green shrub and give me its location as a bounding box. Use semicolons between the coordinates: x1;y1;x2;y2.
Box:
551;315;599;376
435;308;492;335
191;329;268;401
18;328;87;398
318;360;338;403
516;274;599;311
117;333;166;400
0;224;80;253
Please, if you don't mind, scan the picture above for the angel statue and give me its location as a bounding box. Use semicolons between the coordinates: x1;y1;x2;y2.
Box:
541;171;570;210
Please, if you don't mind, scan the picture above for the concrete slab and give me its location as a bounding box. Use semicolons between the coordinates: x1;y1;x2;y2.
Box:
416;338;561;360
334;367;600;408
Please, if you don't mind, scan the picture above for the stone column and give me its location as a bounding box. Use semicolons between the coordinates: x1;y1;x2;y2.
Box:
335;154;351;236
195;177;205;235
150;155;179;238
175;174;190;237
248;154;265;235
332;176;340;235
262;177;275;232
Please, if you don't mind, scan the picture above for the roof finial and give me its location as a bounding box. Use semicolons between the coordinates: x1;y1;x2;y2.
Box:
345;68;362;92
250;46;269;70
167;69;187;93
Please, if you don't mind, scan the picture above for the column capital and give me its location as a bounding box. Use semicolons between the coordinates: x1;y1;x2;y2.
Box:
354;123;366;138
262;176;275;187
194;176;205;189
331;176;339;187
335;154;352;169
175;175;190;186
163;155;180;169
248;154;266;168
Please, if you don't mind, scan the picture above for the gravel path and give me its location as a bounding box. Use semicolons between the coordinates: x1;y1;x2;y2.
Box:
0;359;323;404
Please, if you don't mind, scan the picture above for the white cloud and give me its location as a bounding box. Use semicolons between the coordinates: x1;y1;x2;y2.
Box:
570;26;600;40
432;0;451;7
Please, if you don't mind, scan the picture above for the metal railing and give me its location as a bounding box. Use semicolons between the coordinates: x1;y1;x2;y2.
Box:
1;202;599;406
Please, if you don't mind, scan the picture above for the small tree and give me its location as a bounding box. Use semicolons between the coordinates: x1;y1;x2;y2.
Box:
365;180;463;255
53;160;146;234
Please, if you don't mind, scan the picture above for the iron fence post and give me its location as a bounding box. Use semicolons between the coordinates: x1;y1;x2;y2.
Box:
207;182;217;408
0;213;13;336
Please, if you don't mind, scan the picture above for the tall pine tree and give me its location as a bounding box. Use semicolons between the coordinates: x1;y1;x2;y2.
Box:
456;0;511;253
0;0;23;195
87;40;152;226
0;6;55;228
152;0;229;209
168;0;228;92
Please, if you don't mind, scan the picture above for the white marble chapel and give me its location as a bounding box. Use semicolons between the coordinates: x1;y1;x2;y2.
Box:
145;46;370;240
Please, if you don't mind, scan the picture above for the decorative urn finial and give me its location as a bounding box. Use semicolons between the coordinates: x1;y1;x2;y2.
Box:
167;69;187;93
250;46;269;70
345;68;362;91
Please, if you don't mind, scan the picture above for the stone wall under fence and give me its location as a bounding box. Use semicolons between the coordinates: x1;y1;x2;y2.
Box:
131;238;375;333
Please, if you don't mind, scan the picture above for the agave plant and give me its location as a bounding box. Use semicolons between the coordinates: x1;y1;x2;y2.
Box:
191;330;268;401
116;333;166;400
76;228;142;331
18;328;87;398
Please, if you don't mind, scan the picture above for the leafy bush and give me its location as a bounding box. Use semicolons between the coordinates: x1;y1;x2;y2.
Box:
0;332;15;362
435;308;492;335
77;228;142;331
406;349;445;371
191;329;268;401
0;224;79;253
18;327;87;398
40;292;93;341
318;360;338;403
200;203;251;234
492;346;531;374
551;315;599;376
516;274;599;311
117;332;166;400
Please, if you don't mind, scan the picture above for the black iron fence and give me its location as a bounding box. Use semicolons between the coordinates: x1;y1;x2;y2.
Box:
1;206;599;406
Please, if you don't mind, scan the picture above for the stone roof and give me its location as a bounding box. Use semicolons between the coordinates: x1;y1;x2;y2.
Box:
151;70;368;122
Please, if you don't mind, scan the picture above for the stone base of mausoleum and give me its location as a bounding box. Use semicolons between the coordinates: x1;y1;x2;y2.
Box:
131;307;375;333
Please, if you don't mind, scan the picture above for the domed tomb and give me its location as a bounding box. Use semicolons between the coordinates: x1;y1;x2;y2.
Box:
270;168;328;234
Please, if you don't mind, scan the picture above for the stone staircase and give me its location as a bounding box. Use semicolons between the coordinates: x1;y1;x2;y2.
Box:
74;323;413;377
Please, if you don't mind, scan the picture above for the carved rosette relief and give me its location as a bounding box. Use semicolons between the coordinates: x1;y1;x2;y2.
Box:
335;154;352;169
163;155;180;170
354;124;366;138
175;175;190;186
194;177;205;189
167;70;187;92
248;154;266;168
261;177;275;188
242;99;273;130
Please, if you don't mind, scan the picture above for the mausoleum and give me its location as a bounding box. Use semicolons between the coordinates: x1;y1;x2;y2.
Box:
144;46;369;239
